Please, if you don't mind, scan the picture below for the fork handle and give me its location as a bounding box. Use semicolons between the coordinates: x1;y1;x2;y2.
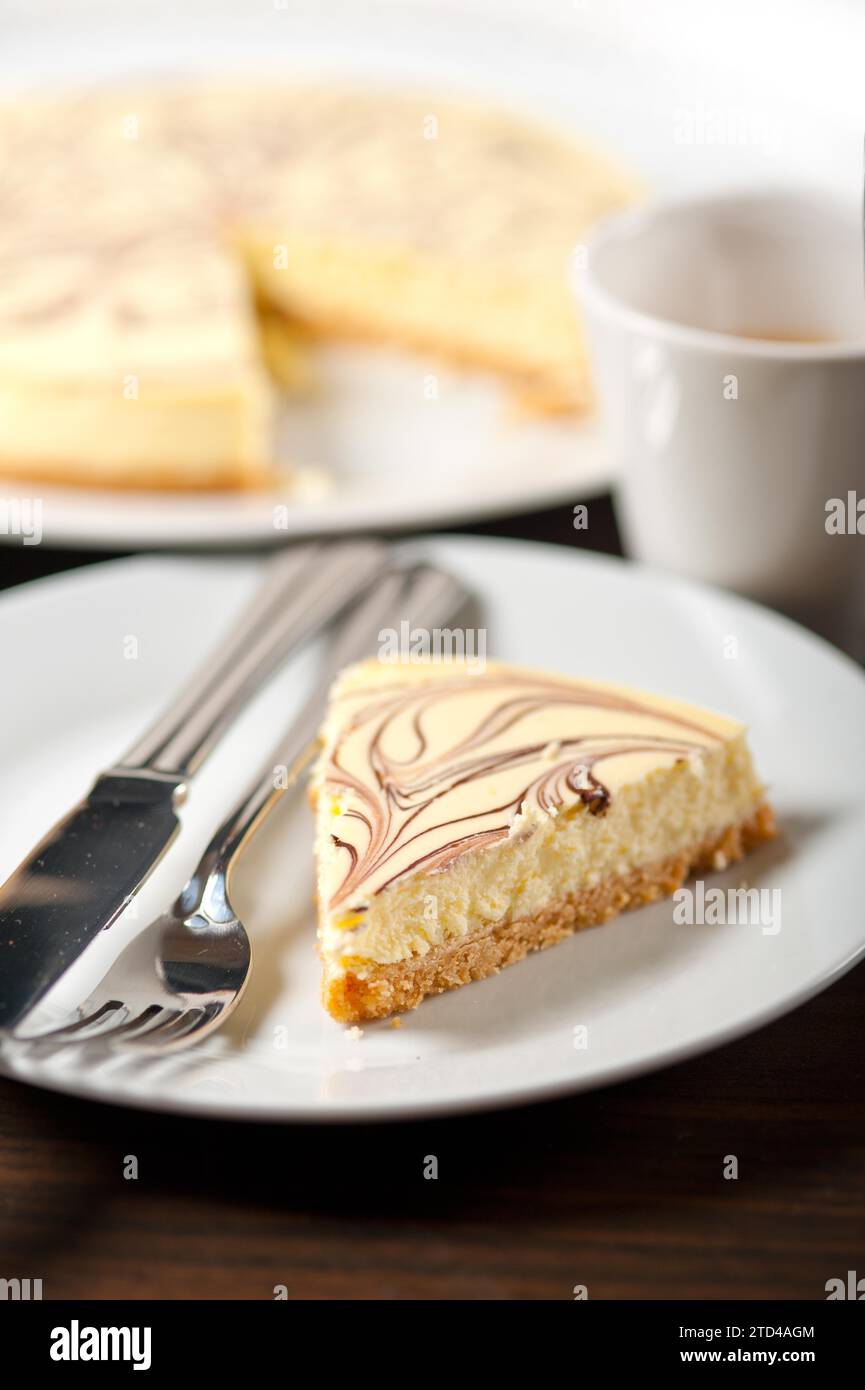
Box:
116;540;387;778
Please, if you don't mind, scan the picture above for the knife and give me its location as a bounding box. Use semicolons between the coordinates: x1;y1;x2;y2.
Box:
0;540;387;1031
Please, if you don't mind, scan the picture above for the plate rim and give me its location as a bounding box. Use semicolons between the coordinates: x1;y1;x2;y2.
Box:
0;454;613;551
3;937;865;1124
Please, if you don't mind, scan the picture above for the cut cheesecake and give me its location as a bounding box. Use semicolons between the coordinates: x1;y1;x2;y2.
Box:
312;660;775;1023
0;83;639;489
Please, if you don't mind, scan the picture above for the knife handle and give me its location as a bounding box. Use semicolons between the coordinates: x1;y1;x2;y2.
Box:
197;563;472;875
116;539;387;779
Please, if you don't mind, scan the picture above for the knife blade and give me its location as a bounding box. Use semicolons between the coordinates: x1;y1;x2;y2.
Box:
0;771;184;1030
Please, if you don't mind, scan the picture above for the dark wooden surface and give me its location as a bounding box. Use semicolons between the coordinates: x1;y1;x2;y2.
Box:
1;497;863;1301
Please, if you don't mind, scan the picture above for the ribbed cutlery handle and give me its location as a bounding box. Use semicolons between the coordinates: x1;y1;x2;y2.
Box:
117;540;387;778
210;562;473;873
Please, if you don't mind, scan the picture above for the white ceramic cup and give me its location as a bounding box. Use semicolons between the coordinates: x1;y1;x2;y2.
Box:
576;189;865;603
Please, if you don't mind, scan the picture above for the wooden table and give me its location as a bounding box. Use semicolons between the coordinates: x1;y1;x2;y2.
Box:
2;499;863;1301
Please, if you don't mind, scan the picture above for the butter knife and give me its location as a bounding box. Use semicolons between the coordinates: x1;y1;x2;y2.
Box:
0;540;386;1031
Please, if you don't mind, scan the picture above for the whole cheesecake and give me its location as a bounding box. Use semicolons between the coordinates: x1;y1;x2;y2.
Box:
0;83;639;489
312;660;775;1023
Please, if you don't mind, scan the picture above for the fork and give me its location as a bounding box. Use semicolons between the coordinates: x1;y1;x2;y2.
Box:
23;562;470;1050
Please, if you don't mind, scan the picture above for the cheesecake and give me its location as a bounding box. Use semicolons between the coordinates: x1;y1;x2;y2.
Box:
312;660;775;1022
0;83;639;490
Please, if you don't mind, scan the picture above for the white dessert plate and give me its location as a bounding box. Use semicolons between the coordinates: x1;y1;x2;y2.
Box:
1;536;864;1121
1;0;860;548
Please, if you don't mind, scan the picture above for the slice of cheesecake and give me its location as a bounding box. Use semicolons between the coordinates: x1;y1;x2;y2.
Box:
312;660;775;1023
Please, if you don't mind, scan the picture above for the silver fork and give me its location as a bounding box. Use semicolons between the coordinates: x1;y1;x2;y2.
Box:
23;563;470;1050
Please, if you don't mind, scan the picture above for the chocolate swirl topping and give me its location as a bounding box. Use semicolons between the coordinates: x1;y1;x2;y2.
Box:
321;668;724;912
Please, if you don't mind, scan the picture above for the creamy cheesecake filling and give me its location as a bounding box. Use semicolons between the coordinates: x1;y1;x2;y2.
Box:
313;662;767;977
